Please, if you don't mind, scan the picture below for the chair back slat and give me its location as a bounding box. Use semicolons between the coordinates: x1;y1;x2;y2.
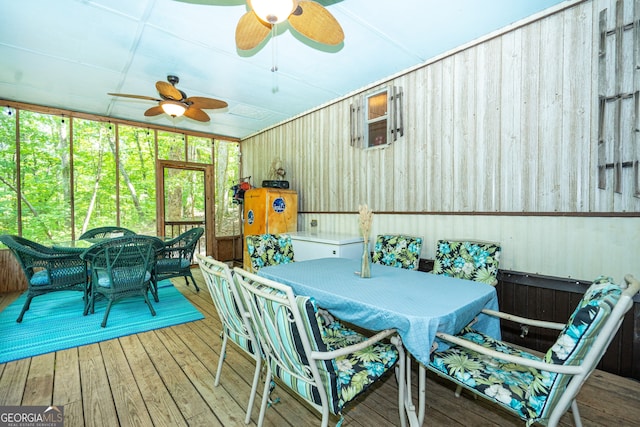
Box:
82;236;156;291
233;267;338;415
196;254;258;355
538;275;625;420
79;226;136;239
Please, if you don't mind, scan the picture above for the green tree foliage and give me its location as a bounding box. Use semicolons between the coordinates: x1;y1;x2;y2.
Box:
0;107;240;245
0;108;18;236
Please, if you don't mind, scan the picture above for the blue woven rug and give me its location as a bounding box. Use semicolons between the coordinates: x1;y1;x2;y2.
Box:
0;280;204;364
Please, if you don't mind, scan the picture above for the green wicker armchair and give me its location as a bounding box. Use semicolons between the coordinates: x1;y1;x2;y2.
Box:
81;235;160;327
79;226;136;239
154;227;204;295
0;234;88;322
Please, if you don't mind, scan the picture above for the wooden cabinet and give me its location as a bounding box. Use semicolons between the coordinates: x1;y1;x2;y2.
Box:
242;188;298;269
290;232;363;262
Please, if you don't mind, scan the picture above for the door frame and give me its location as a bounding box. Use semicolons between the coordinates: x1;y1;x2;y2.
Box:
156;159;215;257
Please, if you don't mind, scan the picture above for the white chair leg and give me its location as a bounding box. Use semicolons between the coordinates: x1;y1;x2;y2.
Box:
214;333;228;387
455;384;462;397
570;399;582;427
244;358;262;424
256;366;272;427
392;335;407;427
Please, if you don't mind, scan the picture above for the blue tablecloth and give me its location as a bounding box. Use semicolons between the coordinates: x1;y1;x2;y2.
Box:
259;257;501;366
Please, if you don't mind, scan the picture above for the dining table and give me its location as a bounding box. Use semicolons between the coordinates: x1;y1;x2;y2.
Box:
51;238;106;253
51;235;169;254
258;257;501;426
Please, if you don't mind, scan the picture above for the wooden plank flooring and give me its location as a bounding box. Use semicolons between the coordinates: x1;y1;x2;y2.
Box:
1;268;639;426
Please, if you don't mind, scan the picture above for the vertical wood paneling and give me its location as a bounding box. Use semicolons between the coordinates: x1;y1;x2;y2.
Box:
239;0;640;281
0;250;27;293
562;4;593;211
500;30;523;211
538;12;566;211
241;0;640;214
452;49;477;211
426;62;443;211
521;22;542;211
440;57;455;212
475;39;502;211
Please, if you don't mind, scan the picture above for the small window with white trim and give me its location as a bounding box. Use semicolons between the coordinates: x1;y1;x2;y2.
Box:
365;90;388;147
350;85;403;149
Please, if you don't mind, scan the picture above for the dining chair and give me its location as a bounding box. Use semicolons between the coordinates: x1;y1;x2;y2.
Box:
79;226;136;239
0;234;89;323
196;254;261;424
431;239;501;285
372;234;423;270
233;266;406;427
154;227;204;298
428;274;640;427
81;235;159;327
245;233;294;272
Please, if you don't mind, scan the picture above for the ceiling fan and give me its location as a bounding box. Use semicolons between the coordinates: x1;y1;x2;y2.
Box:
235;0;344;50
108;75;228;122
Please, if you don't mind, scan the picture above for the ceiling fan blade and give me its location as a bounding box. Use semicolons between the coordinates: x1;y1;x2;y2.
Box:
184;107;210;122
288;1;344;46
144;105;164;117
108;93;161;102
235;10;272;50
187;96;228;110
156;81;183;100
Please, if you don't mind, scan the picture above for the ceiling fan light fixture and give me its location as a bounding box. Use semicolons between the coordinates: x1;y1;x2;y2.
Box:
249;0;296;24
160;100;186;117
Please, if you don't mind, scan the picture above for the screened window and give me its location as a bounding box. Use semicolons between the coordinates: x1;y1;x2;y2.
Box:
73;119;117;236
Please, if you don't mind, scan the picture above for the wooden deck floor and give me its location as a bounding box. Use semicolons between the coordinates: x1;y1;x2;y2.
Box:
1;268;639;426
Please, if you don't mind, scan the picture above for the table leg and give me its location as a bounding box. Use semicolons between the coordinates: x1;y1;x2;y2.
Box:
392;335;408;427
403;356;427;426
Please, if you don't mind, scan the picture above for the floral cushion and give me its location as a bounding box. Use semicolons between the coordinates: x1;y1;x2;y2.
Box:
432;240;501;285
322;319;399;411
258;286;398;416
245;234;294;271
428;275;622;426
372;234;423;270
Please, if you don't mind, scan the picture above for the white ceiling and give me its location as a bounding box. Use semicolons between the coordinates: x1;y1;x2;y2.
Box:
0;0;566;140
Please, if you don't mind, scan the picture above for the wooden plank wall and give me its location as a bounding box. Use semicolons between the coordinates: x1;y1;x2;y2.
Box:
239;0;640;282
0;249;27;293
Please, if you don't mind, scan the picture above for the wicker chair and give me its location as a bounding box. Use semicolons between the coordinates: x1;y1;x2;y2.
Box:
233;267;406;427
245;233;294;272
196;254;261;424
0;234;88;323
79;226;136;239
428;274;640;427
154;227;204;296
372;234;423;270
81;235;160;327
